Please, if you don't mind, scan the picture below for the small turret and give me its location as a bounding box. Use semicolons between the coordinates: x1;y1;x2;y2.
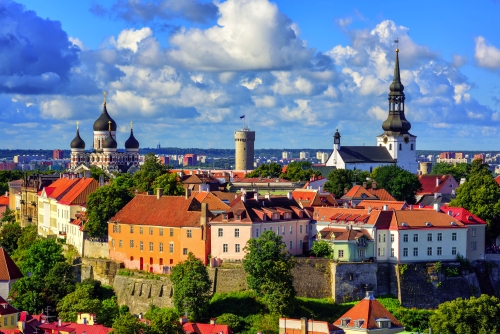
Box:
102;121;117;151
333;129;341;150
125;122;140;152
70;122;85;151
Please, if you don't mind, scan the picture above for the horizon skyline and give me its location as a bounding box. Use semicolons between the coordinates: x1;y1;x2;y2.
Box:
1;0;500;150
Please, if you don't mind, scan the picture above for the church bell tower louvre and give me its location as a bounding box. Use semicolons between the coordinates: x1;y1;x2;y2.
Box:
69;92;141;173
376;44;417;173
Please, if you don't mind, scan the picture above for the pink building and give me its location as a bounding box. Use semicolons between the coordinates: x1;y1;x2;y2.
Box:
210;192;310;262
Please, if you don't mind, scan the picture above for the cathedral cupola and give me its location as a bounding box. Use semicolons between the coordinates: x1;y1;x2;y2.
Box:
70;122;85;151
93;92;117;132
125;122;140;152
102;121;117;151
333;129;341;150
381;45;412;136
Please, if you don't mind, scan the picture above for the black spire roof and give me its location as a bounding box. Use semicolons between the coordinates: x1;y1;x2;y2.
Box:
93;103;117;132
334;129;341;144
381;49;412;136
70;129;85;149
102;131;117;149
125;128;140;149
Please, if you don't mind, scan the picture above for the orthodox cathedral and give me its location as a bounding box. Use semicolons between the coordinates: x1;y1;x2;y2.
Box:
69;94;140;173
326;47;417;173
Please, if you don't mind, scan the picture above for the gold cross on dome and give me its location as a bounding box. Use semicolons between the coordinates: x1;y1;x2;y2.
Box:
108;120;112;132
130;121;133;130
103;91;107;105
76;121;79;130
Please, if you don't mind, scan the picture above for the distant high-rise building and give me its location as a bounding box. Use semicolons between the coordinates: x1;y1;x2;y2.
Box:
299;151;310;159
282;151;292;159
234;127;255;171
183;154;197;166
53;149;64;159
474;153;485;164
440;152;455;159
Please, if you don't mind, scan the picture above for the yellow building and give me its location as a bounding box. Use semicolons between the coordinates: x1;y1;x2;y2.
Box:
0;295;20;330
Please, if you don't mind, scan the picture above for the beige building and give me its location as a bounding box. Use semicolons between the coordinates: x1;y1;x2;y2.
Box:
234;127;255;171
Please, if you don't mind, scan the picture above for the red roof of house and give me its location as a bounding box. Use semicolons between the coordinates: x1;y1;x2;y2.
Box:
439;205;488;225
387;210;467;230
38;322;111;334
417;174;456;195
343;185;396;202
0;296;19;316
183;322;232;334
333;292;403;330
43;178;82;200
318;227;372;241
58;178;98;205
495;175;500;187
356;200;407;210
292;189;338;208
193;192;230;212
0;195;9;206
0;248;23;281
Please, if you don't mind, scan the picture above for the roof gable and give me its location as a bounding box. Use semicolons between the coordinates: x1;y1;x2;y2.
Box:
58;178;99;205
417;174;457;195
0;248;23;281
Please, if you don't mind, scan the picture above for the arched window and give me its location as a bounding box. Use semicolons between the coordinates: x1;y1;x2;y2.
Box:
389;144;392;150
411;144;414;150
399;144;402;151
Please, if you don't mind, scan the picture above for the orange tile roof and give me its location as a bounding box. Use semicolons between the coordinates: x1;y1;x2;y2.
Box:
0;196;8;206
192;192;230;212
110;195;210;227
318;227;372;241
369;188;396;201
292;189;338;208
334;292;403;330
389;210;466;230
495;175;500;187
357;200;406;210
439;205;488;225
58;178;98;205
43;178;82;200
309;207;382;226
417;174;455;195
0;248;23;281
343;185;396;201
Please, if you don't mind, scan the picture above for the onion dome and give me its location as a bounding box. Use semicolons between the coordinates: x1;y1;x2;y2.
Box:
93;102;117;132
102;131;117;149
125;128;140;149
70;128;85;149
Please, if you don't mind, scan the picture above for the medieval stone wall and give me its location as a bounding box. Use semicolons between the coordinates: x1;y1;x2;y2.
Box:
292;258;331;298
331;262;378;303
81;258;122;286
83;239;110;258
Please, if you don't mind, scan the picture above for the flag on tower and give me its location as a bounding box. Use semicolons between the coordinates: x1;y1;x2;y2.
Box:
240;115;245;119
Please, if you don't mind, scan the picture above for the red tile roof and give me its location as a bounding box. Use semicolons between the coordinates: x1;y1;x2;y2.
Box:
38;321;111;334
495;175;500;187
192;192;230;212
43;178;82;200
417;174;456;195
318;227;372;241
343;185;396;202
388;210;467;230
357;200;407;210
0;296;19;316
439;205;488;225
0;195;9;206
183;322;232;334
292;189;338;208
58;178;98;205
0;248;23;281
334;292;403;330
110;195;211;227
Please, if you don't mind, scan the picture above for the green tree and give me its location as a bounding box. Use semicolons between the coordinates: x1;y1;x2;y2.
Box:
431;162;471;182
243;230;296;315
1;208;16;224
246;162;282;178
152;173;184;196
133;152;169;193
371;165;422;203
43;262;77;308
280;161;321;182
9;276;45;314
86;185;133;237
144;306;184;334
113;174;137;192
324;169;354;198
99;298;120;327
21;239;65;278
216;313;244;333
112;313;148;334
57;283;103;322
450;160;500;238
90;166;110;183
170;252;212;321
12;224;38;265
310;240;333;258
0;222;22;254
0;170;22;195
430;294;500;334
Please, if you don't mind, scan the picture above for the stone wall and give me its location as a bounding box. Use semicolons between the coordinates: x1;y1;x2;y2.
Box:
83;239;110;258
292;258;331;298
331;262;378;303
376;263;399;297
208;267;248;293
81;258;123;286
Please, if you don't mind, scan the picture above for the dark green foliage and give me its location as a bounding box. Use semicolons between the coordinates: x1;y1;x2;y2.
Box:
243;230;296;315
12;224;38;265
0;208;17;224
371;165;422;203
430;294;500;334
246;163;282;178
99;298;120;327
431;162;471;182
86;184;133;237
133;152;169;193
323;169;354;198
170;252;212;321
0;222;22;254
112;313;148;334
144;305;184;334
280;161;321;182
152;173;184;196
0;170;22;195
9;276;45;314
21;238;65;278
216;313;244;333
44;262;77;308
310;240;333;258
90;166;109;182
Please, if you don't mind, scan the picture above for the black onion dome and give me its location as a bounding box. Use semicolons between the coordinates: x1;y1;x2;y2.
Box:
70;129;85;149
102;131;117;149
93;104;117;132
125;129;140;149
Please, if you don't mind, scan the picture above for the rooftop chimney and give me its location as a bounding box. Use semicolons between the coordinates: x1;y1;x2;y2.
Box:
383;204;388;211
287;191;292;200
254;192;259;201
434;203;440;212
185;188;191;199
242;193;246;203
372;181;377;190
365;291;375;300
58;319;62;326
436;177;440;187
363;182;367;189
265;192;271;200
201;203;208;241
157;188;164;199
180;316;188;324
210;318;216;325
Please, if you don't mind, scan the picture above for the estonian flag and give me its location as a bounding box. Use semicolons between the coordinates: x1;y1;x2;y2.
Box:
240;115;245;119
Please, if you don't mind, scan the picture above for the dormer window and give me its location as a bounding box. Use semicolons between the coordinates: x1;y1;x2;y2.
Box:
273;213;279;220
284;213;291;219
223;214;228;220
376;319;391;328
236;214;241;221
354;319;364;328
340;318;350;326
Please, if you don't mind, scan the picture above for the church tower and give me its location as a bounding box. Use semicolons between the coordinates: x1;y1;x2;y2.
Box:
376;47;417;173
234;127;255;171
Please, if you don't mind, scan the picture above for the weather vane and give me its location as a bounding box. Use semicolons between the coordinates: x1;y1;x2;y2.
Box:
394;38;399;52
103;91;107;105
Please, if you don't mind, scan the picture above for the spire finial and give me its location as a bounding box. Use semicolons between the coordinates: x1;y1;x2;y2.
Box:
130;121;133;130
103;91;107;105
108;121;111;132
76;121;79;130
394;38;399;53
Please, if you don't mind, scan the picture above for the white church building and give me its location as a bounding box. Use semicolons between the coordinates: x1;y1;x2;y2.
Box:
326;48;417;173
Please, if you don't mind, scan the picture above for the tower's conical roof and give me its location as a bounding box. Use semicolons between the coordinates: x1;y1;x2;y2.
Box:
125;128;140;149
70;129;85;149
93;103;117;132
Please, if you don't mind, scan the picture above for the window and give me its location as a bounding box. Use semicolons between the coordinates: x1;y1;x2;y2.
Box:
149;227;153;235
277;226;280;235
140;241;143;251
300;242;303;249
411;143;414;150
389;144;392;150
218;228;223;237
119;240;123;248
471;228;476;237
235;244;240;253
300;225;303;234
183;248;188;255
452;233;457;241
383;234;386;242
289;241;293;250
140;227;143;234
403;248;408;257
358;249;365;258
427;233;432;242
112;240;115;247
282;226;285;235
413;234;418;242
305;225;308;233
399;143;402;151
290;226;292;234
223;244;228;253
130;226;134;233
452;247;457;255
391;234;394;242
159;242;163;252
118;225;121;233
437;233;442;241
170;228;173;236
378;248;384;256
3;318;6;326
187;229;192;238
11;315;14;325
378;234;381;242
130;240;134;248
149;242;153;252
437;247;442;255
391;248;395;257
413;248;418;256
471;241;477;250
159;228;163;236
427;247;432;256
169;242;174;253
256;228;259;238
234;228;240;237
403;234;408;242
338;250;344;258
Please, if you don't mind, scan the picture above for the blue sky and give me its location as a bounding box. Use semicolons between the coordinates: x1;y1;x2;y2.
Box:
2;0;500;150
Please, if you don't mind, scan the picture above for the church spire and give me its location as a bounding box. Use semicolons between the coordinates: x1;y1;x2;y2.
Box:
381;42;411;136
